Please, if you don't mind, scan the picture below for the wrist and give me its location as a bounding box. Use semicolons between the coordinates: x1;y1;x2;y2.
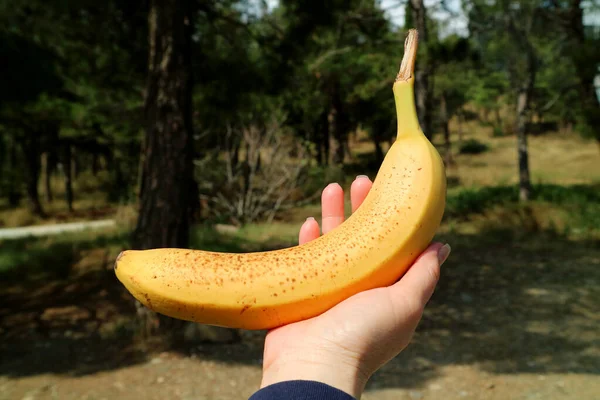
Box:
260;351;369;399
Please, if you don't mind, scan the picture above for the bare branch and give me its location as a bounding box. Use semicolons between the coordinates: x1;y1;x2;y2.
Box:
197;113;312;225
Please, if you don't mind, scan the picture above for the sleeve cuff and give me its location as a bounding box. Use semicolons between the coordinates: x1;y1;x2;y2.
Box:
249;380;356;400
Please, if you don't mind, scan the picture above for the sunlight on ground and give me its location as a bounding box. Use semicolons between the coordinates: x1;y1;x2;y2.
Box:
1;123;599;400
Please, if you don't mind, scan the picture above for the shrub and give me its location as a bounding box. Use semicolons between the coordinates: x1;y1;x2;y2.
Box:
492;125;504;137
459;139;489;154
445;183;600;234
197;116;311;226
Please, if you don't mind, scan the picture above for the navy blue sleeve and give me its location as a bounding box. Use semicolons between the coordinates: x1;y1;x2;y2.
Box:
249;380;356;400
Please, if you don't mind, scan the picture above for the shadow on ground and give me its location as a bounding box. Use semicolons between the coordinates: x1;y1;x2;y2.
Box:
368;226;600;390
1;218;599;391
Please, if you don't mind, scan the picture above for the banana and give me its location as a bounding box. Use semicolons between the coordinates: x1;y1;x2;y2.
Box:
114;29;446;330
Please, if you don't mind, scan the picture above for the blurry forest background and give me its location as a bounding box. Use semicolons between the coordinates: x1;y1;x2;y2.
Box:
1;1;600;399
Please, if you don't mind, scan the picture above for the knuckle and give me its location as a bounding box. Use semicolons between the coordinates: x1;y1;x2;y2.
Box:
427;262;441;283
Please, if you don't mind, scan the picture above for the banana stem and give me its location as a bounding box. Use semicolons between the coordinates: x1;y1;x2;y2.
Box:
393;29;422;138
396;29;418;82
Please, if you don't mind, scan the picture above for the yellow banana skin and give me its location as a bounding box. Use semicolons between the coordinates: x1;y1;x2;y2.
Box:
115;30;446;330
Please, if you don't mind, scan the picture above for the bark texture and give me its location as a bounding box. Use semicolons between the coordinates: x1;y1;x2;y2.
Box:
21;132;45;217
328;81;349;165
7;140;21;207
409;0;433;139
132;0;239;344
63;143;74;212
133;0;196;250
440;93;454;166
506;10;535;201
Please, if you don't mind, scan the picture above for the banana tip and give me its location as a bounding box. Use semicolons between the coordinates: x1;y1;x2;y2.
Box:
114;251;124;272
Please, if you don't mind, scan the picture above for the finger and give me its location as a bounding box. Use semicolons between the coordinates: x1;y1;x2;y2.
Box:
389;242;450;317
321;183;345;234
299;217;321;245
350;175;373;213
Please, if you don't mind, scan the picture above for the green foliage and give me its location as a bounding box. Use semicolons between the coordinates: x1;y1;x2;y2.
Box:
467;71;509;118
492;125;505;137
0;31;63;104
459;138;489;154
464;0;598;141
0;0;598;226
446;183;600;234
271;0;400;160
0;229;129;281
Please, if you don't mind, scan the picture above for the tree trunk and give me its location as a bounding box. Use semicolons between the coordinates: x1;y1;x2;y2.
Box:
21;133;45;217
72;151;79;180
506;11;536;201
92;153;99;176
440;93;453;166
63;144;74;212
110;156;126;203
566;0;600;151
7;140;21;207
409;0;433;140
515;62;535;202
42;153;53;203
327;107;339;165
482;108;489;124
44;126;59;203
319;109;330;165
516;94;532;201
132;0;238;345
373;137;384;163
311;122;322;165
343;139;353;162
494;107;502;134
328;81;349;165
134;0;195;249
133;0;196;339
457;111;464;144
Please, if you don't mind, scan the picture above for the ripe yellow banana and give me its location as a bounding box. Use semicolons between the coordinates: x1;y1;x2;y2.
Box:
115;29;446;330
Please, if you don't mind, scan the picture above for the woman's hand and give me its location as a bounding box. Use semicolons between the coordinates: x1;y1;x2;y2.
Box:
259;175;451;399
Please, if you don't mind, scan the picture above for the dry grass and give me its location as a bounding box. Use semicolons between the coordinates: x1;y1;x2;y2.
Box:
440;120;600;189
1;120;599;229
0;172;123;228
350;121;600;190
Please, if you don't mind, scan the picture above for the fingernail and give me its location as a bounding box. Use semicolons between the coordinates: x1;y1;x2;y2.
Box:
306;217;315;222
356;175;369;180
437;244;451;265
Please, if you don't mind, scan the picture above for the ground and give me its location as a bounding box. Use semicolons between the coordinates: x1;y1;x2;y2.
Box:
1;124;599;400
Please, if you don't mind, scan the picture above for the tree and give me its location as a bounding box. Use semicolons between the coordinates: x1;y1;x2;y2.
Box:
547;0;600;149
506;4;538;201
0;0;148;214
0;29;64;216
275;0;396;165
406;0;435;140
133;0;195;251
432;35;475;166
466;0;551;201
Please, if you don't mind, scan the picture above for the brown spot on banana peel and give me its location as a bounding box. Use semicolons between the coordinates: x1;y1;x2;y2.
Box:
144;293;154;311
240;305;251;314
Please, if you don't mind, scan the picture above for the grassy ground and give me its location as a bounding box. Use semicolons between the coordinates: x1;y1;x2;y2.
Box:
0;170;135;228
1;123;599;399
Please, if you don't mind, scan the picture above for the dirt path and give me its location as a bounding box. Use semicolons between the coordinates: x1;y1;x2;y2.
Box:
1;342;598;400
0;220;116;240
1;219;599;400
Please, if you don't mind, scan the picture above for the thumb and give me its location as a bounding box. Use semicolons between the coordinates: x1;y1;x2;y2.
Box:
389;242;450;316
